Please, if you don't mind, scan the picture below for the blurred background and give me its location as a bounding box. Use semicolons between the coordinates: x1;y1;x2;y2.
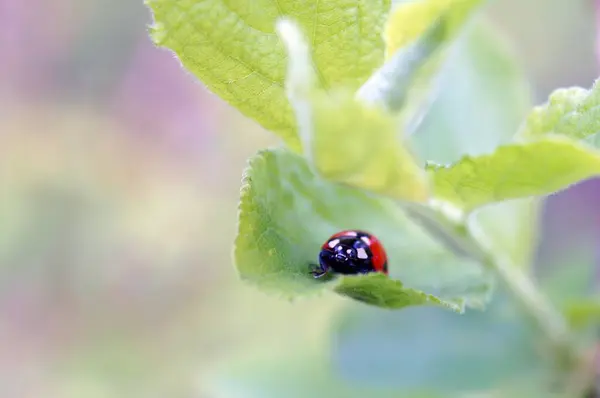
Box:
1;0;599;397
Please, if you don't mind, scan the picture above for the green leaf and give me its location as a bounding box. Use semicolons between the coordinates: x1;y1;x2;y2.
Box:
334;273;461;312
408;19;536;268
306;90;430;202
585;132;600;147
331;296;548;395
518;79;600;142
277;20;429;203
146;0;391;151
234;148;491;311
430;136;600;212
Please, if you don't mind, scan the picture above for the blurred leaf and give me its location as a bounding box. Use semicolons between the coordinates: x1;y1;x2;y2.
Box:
430;137;600;212
331;296;547;394
212;352;442;398
357;3;479;112
518;79;600;142
384;0;483;58
304;92;432;201
212;335;546;398
410;19;531;164
536;203;600;308
356;19;442;112
308;92;429;202
534;179;600;334
408;19;536;268
540;257;597;307
562;297;600;330
277;20;429;203
234;148;491;311
368;0;485;129
146;0;391;151
469;198;540;268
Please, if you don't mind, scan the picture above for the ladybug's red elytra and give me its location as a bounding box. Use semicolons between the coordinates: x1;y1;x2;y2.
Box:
311;230;388;278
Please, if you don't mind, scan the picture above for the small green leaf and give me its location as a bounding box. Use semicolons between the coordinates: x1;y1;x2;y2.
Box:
234;148;491;311
518;79;600;142
430;136;600;212
146;0;391;151
277;20;429;202
335;273;462;312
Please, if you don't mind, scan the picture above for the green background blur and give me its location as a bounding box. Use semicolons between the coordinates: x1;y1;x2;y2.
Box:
1;0;599;397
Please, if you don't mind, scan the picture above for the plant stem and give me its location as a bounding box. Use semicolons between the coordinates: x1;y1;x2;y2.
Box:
405;202;579;368
477;240;575;366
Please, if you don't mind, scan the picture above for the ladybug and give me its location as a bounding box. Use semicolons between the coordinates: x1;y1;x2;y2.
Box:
311;230;388;278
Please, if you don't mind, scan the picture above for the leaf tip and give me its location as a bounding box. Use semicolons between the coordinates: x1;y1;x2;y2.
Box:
144;0;165;46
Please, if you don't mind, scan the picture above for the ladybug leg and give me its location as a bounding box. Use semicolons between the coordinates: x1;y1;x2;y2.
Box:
312;270;328;278
310;263;328;279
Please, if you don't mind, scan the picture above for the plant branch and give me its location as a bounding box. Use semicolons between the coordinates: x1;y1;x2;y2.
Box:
404;201;578;369
471;229;575;367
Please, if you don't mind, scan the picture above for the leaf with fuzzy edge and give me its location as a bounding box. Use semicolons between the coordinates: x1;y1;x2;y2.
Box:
518;79;600;142
430;136;600;212
146;0;391;152
234;148;491;311
277;19;429;203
